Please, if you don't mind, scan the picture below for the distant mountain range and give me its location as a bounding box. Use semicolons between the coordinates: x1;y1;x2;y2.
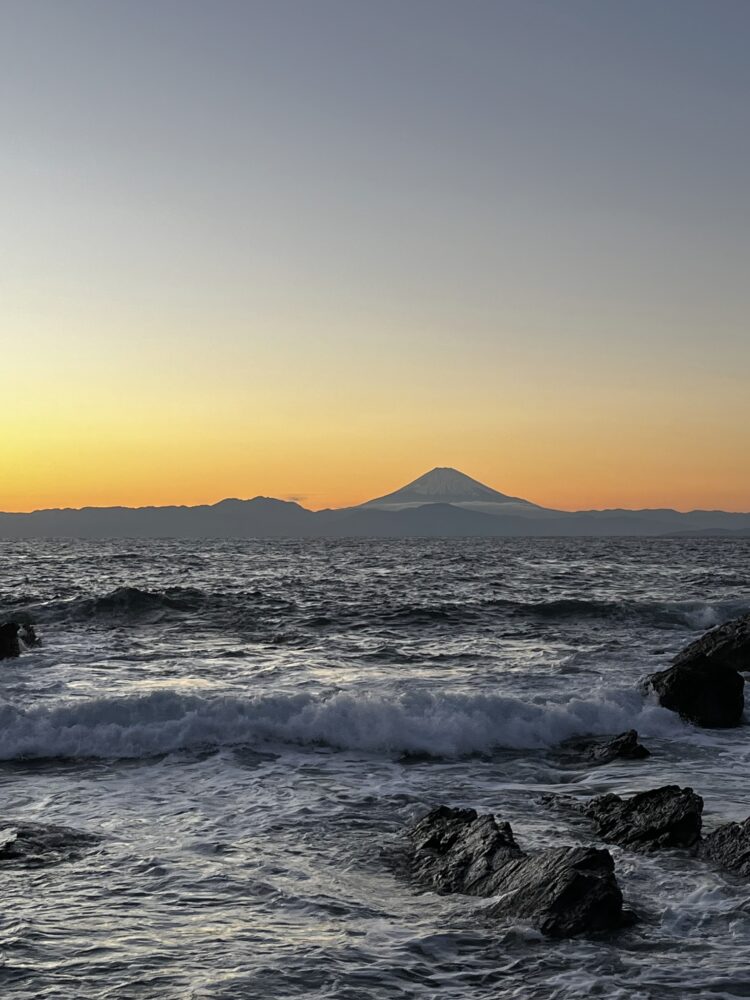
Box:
2;467;749;539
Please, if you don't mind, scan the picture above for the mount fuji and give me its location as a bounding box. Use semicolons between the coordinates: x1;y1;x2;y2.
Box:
359;467;550;518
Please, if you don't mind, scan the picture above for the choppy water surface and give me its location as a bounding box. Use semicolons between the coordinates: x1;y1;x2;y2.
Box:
1;537;749;998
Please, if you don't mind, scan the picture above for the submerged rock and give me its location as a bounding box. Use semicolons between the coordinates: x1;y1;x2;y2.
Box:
642;657;744;728
0;622;21;659
642;614;749;727
406;805;626;937
584;785;703;852
0;821;101;867
699;818;750;877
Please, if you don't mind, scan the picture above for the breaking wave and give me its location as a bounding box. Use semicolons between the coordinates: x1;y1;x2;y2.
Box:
0;687;690;761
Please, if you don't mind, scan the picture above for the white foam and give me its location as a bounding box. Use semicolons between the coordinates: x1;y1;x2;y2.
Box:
0;686;690;761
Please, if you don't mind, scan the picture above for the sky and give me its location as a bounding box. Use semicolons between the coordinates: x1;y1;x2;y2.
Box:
2;0;749;513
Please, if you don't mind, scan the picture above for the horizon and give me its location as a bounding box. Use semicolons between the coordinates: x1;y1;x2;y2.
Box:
3;1;749;513
4;465;750;517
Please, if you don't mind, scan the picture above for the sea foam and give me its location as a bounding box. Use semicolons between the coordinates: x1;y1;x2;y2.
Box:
0;686;690;761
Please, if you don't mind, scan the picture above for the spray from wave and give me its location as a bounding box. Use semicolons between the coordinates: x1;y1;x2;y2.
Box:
0;686;690;761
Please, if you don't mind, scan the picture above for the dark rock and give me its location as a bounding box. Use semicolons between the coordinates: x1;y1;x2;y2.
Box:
642;613;750;728
673;613;750;673
584;785;703;852
642;657;744;727
408;806;524;895
574;729;650;764
0;622;21;659
485;846;625;937
0;821;101;867
406;805;626;936
699;818;750;877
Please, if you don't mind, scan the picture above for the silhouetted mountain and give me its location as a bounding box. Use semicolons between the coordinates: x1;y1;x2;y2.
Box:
1;468;748;538
360;466;547;517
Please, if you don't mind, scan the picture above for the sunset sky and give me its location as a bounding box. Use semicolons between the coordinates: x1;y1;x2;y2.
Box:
2;0;749;513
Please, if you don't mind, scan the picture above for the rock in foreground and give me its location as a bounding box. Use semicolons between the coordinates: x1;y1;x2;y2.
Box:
484;846;625;937
584;785;703;852
699;818;750;877
0;821;101;867
406;805;626;937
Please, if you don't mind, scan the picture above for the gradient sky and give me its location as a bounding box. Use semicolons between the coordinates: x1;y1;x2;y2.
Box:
2;0;749;512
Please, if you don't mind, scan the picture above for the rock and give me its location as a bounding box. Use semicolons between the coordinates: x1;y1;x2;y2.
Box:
584;785;703;852
641;614;750;728
484;846;626;937
0;622;21;659
0;821;101;867
406;805;626;937
642;657;744;728
699;818;750;876
673;613;750;673
408;806;524;894
574;730;650;764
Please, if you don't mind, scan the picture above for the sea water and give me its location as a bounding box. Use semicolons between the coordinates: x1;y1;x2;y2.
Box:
0;537;749;998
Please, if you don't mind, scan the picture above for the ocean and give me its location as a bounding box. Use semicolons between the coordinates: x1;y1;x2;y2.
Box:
1;537;749;998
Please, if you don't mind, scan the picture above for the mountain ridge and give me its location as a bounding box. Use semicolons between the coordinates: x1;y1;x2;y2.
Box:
1;468;748;538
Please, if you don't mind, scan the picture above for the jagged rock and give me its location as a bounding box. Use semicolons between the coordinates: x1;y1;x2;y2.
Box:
641;614;749;728
699;818;750;876
0;622;21;659
591;730;649;763
567;730;650;764
0;821;101;867
584;785;703;852
673;613;750;673
408;806;524;894
484;846;626;937
406;805;626;937
642;657;744;727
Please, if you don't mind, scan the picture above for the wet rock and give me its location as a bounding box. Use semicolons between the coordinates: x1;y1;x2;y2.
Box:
699;818;750;877
566;729;650;764
584;785;703;852
0;821;101;867
642;614;750;728
406;805;626;937
642;657;744;728
590;730;650;763
0;622;21;659
673;613;750;673
408;806;524;894
485;846;626;937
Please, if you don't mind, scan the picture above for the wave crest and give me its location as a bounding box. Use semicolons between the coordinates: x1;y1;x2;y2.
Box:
0;687;688;761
